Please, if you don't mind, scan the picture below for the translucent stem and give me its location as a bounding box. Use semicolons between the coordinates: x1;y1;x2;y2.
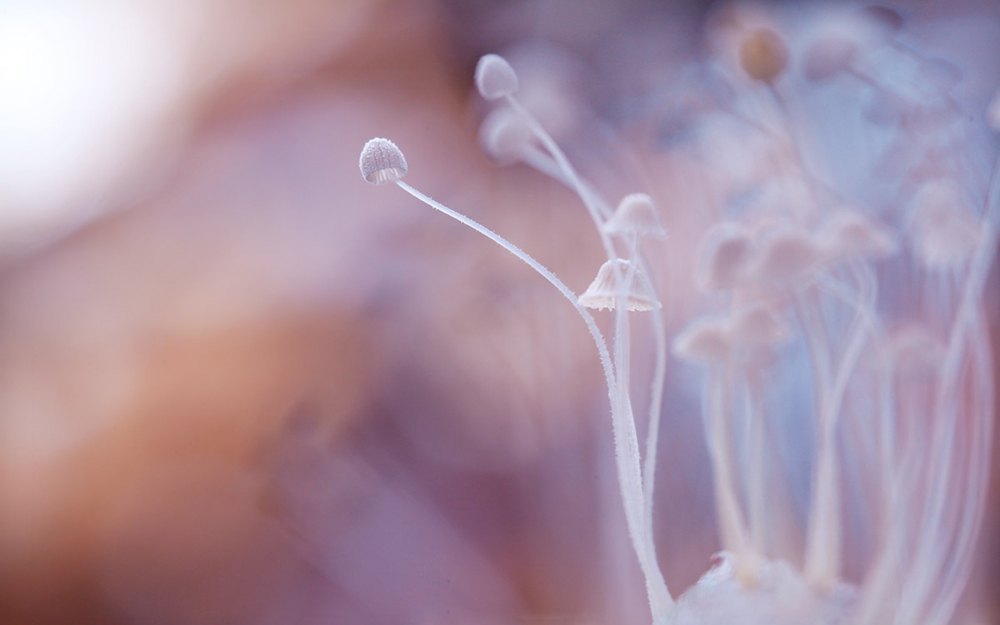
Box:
395;180;613;382
708;365;753;573
744;376;768;554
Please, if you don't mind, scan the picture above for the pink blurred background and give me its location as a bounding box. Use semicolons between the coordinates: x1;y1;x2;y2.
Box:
0;1;997;624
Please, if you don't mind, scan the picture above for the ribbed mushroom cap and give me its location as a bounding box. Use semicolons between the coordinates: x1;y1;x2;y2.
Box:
359;138;407;185
578;259;661;312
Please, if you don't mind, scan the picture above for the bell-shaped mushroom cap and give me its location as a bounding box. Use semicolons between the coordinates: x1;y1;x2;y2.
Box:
359;138;408;185
479;107;533;164
475;54;519;100
753;227;821;288
740;28;788;84
578;259;661;312
818;209;898;260
908;180;981;268
731;302;789;346
696;222;755;291
673;316;734;364
604;193;668;238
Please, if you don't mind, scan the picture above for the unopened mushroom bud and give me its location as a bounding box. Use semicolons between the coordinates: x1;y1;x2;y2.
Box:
475;54;519;100
740;28;788;84
359;137;408;185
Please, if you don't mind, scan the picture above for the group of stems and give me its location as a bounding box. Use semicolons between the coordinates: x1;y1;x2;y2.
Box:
394;93;673;621
732;59;998;625
385;43;998;625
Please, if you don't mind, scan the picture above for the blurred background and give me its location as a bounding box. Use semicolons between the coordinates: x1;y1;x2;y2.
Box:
0;1;997;624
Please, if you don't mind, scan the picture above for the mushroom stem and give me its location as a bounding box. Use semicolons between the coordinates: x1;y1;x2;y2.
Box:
708;364;755;578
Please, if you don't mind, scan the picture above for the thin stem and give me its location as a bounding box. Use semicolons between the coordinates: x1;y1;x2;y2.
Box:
505;95;621;265
708;365;753;575
395;179;615;389
744;374;768;554
518;145;615;220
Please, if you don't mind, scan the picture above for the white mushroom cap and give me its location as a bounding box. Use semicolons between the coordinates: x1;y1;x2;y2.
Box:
604;193;668;239
359;137;407;185
475;54;519;100
578;259;661;312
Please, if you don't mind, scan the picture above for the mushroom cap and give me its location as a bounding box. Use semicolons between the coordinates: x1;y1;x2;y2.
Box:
475;54;519;100
359;137;407;185
578;259;661;312
604;193;668;239
740;28;789;84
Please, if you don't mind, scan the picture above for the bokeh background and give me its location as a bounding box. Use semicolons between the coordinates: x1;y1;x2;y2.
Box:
0;1;997;624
